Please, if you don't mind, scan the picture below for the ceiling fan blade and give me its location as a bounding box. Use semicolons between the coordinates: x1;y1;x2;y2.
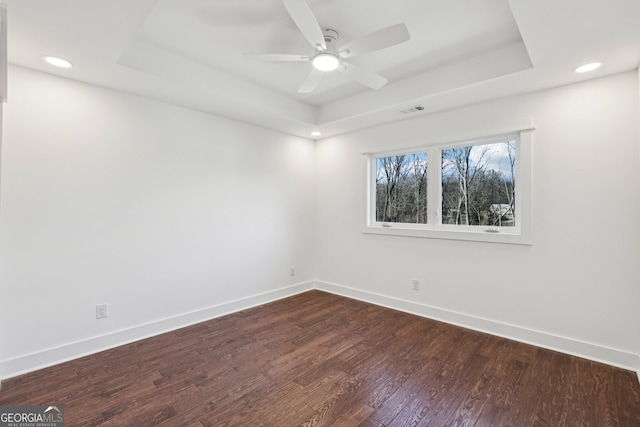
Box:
283;0;327;51
298;68;324;93
243;53;310;62
338;62;388;89
339;23;410;58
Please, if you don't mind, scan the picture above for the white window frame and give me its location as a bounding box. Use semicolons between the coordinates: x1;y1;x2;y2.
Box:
363;122;533;245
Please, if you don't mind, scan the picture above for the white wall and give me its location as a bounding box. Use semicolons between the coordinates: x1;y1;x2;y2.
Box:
0;66;316;378
315;71;640;370
1;66;638;380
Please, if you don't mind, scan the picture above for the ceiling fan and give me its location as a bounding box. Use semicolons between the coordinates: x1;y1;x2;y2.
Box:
244;0;411;93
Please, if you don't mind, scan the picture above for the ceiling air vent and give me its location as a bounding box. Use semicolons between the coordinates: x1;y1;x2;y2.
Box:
400;105;425;114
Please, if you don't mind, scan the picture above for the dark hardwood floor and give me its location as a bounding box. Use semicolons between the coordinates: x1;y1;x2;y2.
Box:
1;290;639;426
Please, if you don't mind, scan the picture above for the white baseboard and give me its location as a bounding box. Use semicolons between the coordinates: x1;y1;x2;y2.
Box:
314;281;640;375
0;282;314;381
3;280;638;384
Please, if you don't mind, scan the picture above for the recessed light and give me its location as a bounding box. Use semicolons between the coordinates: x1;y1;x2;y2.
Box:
311;131;322;137
573;62;602;73
44;56;73;69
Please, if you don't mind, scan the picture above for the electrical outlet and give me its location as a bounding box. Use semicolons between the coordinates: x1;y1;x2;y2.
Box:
412;279;420;291
289;266;295;277
96;304;108;319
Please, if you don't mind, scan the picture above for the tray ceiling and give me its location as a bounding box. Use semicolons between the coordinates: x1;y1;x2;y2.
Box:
4;0;640;138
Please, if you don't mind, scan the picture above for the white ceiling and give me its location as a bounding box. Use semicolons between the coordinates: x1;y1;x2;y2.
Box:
4;0;640;138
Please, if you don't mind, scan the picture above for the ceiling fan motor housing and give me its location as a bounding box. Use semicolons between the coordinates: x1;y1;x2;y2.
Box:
311;29;340;71
322;29;339;53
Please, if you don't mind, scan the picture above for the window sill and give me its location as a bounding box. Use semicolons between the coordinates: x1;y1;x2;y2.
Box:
363;224;532;245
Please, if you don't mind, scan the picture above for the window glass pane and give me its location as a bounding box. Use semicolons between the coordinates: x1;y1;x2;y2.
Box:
375;152;428;223
441;140;516;227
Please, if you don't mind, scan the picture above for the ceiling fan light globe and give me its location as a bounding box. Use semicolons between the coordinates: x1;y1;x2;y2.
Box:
312;53;339;71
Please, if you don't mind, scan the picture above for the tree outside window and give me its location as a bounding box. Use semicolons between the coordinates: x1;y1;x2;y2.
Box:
375;152;428;224
441;140;516;227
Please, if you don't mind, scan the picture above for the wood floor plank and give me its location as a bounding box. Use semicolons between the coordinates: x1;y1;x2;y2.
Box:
591;362;621;427
614;369;640;426
330;401;375;427
1;290;638;426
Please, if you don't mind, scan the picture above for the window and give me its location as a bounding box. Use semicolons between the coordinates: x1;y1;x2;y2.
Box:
365;126;532;244
376;152;428;224
441;140;516;228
